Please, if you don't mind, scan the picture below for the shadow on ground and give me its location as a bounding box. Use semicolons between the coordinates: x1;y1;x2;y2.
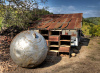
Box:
27;55;62;69
71;37;90;55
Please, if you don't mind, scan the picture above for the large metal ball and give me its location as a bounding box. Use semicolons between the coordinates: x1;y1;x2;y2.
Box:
10;30;48;67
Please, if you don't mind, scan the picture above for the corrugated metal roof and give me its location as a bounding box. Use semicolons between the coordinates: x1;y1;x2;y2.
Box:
31;13;83;30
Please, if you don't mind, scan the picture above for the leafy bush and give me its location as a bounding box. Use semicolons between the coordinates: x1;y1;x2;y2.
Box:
82;18;100;37
84;17;100;25
0;4;53;30
82;22;93;36
0;17;3;30
89;25;100;36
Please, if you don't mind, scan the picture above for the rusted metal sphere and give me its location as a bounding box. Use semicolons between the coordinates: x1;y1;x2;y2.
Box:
10;30;48;67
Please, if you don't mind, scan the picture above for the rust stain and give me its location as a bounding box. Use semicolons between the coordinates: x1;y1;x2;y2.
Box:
47;22;58;30
54;22;63;29
67;22;76;29
30;13;83;30
71;32;77;36
61;22;68;29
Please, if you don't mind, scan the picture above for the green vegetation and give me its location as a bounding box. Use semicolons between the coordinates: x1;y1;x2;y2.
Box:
0;6;52;29
82;21;93;36
0;0;100;37
82;18;100;37
0;17;3;30
0;0;53;30
1;6;52;28
98;42;100;44
84;17;100;25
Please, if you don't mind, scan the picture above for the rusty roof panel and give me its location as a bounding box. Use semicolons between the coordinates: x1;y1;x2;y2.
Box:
77;13;82;18
75;22;81;28
55;18;61;22
47;22;58;30
33;13;83;30
41;22;52;28
52;19;57;22
54;22;63;29
67;22;76;29
77;18;82;22
37;22;45;28
61;23;69;29
65;18;72;22
72;14;77;18
71;18;77;23
60;18;67;22
67;14;73;18
63;14;68;18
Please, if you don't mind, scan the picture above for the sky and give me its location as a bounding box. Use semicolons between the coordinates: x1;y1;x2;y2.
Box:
5;0;100;18
39;0;100;18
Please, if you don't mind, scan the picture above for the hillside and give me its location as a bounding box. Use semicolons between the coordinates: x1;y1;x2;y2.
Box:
82;17;100;37
84;17;100;25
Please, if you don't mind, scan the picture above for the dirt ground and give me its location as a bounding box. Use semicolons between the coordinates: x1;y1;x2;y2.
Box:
0;37;100;73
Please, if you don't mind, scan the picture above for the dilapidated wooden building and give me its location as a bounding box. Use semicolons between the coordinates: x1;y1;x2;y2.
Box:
29;13;83;56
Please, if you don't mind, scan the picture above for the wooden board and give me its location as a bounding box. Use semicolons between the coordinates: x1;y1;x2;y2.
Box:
49;36;59;42
59;46;70;52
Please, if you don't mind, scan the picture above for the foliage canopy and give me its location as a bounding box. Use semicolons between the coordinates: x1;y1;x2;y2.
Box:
0;0;52;29
82;18;100;37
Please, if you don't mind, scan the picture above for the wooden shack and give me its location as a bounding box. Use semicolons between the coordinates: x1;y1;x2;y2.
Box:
29;13;83;56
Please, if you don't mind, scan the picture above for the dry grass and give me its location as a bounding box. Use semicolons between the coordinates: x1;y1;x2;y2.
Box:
0;37;100;73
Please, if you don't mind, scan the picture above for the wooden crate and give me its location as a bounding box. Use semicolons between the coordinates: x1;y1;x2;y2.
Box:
59;46;70;52
49;36;59;42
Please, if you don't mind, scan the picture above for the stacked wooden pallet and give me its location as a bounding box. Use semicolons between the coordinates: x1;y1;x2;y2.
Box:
39;30;71;57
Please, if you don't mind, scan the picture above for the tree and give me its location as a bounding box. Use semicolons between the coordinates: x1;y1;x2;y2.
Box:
0;0;48;29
